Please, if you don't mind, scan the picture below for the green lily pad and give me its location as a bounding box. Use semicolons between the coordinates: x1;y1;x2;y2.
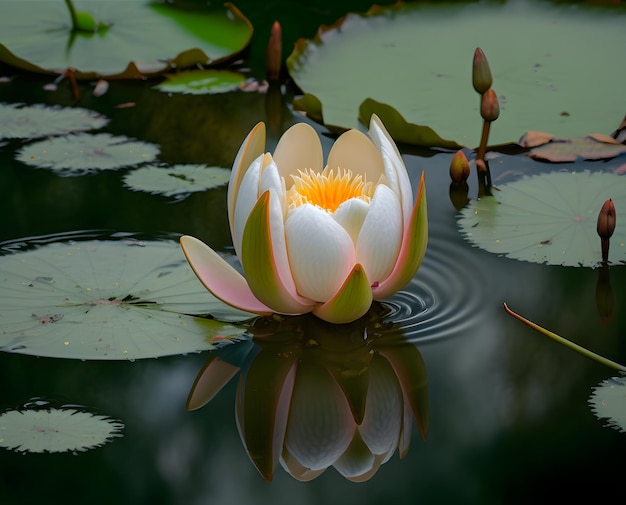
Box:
0;1;253;79
0;102;108;140
16;133;160;175
0;402;124;454
0;236;251;360
154;69;246;95
589;376;626;433
287;1;626;147
123;164;231;199
457;171;626;267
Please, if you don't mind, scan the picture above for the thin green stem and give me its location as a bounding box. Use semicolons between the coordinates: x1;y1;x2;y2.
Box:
64;0;79;31
504;302;626;372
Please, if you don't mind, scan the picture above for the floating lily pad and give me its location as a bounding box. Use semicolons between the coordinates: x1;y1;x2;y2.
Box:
527;136;626;163
0;236;251;360
123;164;231;199
589;376;626;433
457;171;626;267
287;1;626;147
0;102;108;140
0;403;123;453
16;133;160;175
154;69;246;95
0;1;253;79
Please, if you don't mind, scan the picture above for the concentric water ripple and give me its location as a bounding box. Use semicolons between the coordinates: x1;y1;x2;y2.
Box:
378;227;491;345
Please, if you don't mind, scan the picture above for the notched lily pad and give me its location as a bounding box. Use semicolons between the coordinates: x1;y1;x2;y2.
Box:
0;1;253;79
457;171;626;267
589;376;626;433
0;401;124;454
154;69;246;95
16;133;160;175
123;164;231;199
287;1;626;147
0;102;108;140
520;131;626;162
0;235;251;360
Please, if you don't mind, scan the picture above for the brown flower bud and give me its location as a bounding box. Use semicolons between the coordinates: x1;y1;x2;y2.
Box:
266;21;282;81
472;48;493;94
480;88;500;123
449;150;470;184
597;198;616;241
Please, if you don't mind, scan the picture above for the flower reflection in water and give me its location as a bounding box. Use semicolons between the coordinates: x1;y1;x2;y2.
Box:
187;305;429;482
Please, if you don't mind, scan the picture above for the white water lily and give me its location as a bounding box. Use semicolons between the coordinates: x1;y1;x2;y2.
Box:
180;114;427;324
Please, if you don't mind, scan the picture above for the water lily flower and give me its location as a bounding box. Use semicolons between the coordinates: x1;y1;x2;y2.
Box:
180;114;427;324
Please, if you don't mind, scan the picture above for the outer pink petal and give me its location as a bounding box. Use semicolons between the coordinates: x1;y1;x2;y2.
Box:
372;171;428;300
228;122;266;239
180;235;272;315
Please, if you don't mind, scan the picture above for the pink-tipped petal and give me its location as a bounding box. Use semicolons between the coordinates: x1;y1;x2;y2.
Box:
228;122;266;238
272;122;324;185
186;356;240;411
241;192;316;314
372;172;428;300
313;264;372;324
180;235;272;315
327;129;385;182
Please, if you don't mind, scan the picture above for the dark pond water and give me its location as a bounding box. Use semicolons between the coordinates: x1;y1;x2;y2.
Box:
1;1;626;504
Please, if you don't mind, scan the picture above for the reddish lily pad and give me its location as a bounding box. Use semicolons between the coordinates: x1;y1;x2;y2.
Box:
527;135;626;163
0;1;253;79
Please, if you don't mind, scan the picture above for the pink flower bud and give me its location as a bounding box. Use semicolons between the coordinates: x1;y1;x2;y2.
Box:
597;198;616;241
449;150;470;184
472;48;493;94
266;21;282;81
480;89;500;122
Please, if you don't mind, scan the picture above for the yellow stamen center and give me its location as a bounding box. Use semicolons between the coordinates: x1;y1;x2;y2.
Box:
287;167;375;213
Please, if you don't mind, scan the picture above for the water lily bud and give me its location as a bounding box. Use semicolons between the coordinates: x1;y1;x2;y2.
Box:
472;48;492;94
266;20;282;81
597;198;616;241
449;150;470;184
480;89;500;122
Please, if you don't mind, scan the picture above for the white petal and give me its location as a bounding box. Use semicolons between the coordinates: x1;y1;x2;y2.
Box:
368;115;413;227
327;129;385;182
260;155;287;220
356;184;403;284
272;122;324;186
232;154;262;258
285;204;356;302
333;198;370;244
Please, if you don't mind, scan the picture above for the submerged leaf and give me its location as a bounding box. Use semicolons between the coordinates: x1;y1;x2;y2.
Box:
16;133;160;175
123;164;231;199
457;171;626;267
0;236;251;360
0;1;253;79
154;69;246;95
287;1;626;146
0;102;108;140
0;404;124;454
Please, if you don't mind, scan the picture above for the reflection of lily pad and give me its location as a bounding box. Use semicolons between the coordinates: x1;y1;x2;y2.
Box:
287;1;626;146
0;236;251;360
16;133;160;175
154;70;246;95
0;1;253;79
589;376;626;433
0;403;124;453
123;164;230;199
457;171;626;267
0;102;108;140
